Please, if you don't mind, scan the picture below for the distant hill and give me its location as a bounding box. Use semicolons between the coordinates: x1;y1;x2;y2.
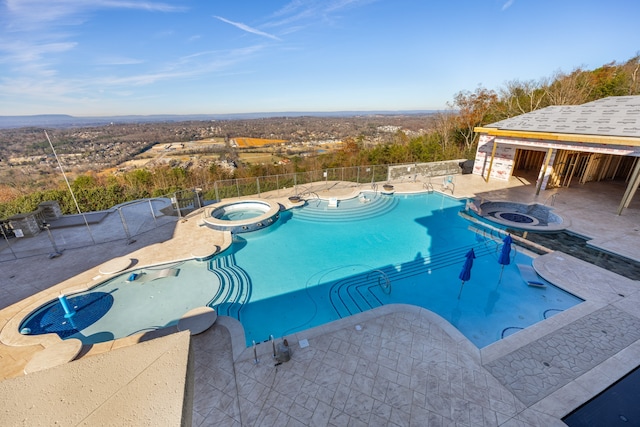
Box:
0;111;437;129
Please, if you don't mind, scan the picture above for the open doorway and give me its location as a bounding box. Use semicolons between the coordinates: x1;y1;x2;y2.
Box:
512;148;546;183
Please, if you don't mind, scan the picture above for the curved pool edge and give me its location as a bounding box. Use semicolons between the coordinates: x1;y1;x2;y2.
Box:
479;251;634;365
232;303;481;364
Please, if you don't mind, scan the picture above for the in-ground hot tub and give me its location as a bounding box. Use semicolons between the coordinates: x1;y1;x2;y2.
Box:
475;200;568;232
203;199;281;233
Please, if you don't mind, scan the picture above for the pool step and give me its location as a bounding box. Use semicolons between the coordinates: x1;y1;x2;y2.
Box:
208;239;498;321
207;255;252;320
329;242;496;318
292;194;398;222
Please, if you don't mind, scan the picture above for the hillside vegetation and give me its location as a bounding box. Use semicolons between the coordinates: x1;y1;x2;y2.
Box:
1;54;638;218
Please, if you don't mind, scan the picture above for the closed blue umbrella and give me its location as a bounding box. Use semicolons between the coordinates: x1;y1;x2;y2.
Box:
497;234;513;282
457;248;476;299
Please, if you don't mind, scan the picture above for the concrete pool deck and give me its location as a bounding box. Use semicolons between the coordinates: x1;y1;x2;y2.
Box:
1;174;639;425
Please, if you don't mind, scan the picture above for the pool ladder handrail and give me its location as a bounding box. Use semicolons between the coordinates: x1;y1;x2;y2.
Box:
367;269;391;294
423;180;434;193
544;193;558;206
370;182;379;197
297;191;320;206
297;190;319;199
442;175;455;194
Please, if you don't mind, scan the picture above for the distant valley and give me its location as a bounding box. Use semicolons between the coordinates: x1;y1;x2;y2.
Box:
0;110;437;129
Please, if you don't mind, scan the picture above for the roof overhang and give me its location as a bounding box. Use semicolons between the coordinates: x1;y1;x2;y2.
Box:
474;127;640;147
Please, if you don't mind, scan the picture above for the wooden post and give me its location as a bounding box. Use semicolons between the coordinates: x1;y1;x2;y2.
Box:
535;148;554;196
617;157;640;215
485;139;498;183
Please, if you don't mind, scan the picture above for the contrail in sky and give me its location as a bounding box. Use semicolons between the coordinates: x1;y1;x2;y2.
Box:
215;16;281;41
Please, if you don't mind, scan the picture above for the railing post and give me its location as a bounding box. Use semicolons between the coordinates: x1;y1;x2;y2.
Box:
0;224;17;259
195;188;202;209
118;207;135;245
148;199;157;226
257;178;261;197
173;192;182;220
43;223;61;255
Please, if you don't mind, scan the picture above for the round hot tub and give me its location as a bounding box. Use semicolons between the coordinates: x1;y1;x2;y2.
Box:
476;200;567;232
204;199;280;233
494;211;540;226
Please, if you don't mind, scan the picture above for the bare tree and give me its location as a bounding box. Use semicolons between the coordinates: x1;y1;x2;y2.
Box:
432;111;456;152
622;54;640;95
500;79;547;117
542;68;592;105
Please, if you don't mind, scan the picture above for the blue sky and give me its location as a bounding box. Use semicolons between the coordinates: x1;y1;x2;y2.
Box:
1;0;639;117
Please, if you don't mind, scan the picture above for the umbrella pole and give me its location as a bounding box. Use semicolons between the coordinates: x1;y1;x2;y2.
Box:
458;280;465;299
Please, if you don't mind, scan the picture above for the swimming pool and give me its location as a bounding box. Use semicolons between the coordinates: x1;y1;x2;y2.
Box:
20;192;583;348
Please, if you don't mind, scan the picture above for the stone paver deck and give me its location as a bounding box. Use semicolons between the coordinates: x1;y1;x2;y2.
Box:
194;306;532;426
486;305;640;407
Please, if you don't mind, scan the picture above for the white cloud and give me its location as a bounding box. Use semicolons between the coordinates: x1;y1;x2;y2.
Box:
0;0;379;114
325;0;377;13
502;0;515;11
94;56;144;66
214;16;282;41
3;0;185;29
261;0;376;32
0;0;186;66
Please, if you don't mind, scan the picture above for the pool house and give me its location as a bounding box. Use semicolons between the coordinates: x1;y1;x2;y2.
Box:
473;95;640;214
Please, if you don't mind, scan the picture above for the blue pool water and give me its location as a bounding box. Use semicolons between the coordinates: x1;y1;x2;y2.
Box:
217;209;265;220
21;192;583;348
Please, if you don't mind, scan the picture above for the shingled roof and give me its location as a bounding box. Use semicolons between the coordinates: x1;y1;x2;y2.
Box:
485;96;640;138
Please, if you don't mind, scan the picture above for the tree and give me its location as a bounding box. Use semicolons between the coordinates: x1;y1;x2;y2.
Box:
124;169;153;191
71;174;98;192
589;61;630;99
625;54;640;95
542;68;592;105
432;111;456;153
451;86;498;150
392;129;410;145
499;79;547;117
